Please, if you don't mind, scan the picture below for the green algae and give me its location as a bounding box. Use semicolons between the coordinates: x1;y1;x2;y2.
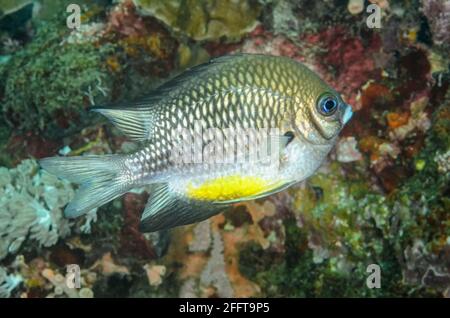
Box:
0;117;12;167
240;217;440;297
0;18;117;134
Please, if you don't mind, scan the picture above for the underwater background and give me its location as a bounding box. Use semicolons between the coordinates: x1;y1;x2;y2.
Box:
0;0;449;298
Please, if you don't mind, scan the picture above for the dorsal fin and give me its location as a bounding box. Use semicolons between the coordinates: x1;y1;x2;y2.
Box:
89;107;155;141
152;54;243;91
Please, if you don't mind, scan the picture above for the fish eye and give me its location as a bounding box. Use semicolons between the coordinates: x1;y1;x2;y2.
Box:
317;94;338;116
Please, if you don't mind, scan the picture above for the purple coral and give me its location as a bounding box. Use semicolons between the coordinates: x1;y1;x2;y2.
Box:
422;0;450;45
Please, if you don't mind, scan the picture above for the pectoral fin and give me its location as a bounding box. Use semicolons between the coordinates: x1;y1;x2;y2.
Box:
139;184;230;232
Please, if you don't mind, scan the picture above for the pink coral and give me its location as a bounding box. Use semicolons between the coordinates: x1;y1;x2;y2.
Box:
305;26;382;109
106;0;147;37
239;26;305;63
120;193;157;260
204;26;306;63
240;27;304;62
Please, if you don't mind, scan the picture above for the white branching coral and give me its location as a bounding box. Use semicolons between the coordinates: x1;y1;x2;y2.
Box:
189;220;211;252
200;231;233;297
0;159;75;260
0;266;22;298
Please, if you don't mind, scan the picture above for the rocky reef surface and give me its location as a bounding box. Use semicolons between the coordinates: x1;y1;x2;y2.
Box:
0;0;449;298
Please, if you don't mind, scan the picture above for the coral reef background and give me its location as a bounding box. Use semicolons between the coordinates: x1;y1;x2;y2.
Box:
0;0;449;298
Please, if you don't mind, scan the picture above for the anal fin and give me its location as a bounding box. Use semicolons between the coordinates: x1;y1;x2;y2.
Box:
139;184;229;232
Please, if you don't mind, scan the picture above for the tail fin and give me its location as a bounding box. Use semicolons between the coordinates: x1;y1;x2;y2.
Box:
39;155;130;218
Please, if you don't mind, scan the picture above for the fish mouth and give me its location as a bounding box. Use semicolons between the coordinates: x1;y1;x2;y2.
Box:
342;104;353;125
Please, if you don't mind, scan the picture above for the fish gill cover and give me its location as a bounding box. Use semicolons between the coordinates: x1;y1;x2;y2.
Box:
0;0;448;298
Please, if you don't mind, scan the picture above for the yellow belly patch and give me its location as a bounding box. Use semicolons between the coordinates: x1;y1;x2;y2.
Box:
186;175;274;201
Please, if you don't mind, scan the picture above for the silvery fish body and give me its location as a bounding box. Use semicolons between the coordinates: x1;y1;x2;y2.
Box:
40;54;353;232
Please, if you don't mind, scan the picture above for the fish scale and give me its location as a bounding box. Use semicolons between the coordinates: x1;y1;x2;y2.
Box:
129;88;292;183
